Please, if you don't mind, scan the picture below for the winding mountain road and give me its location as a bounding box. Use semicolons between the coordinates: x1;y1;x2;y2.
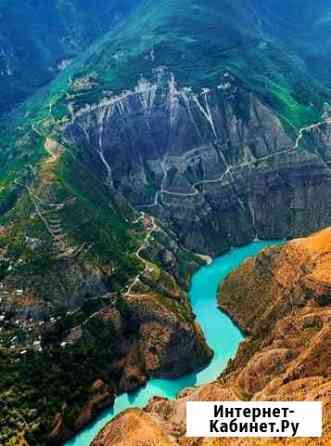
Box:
141;117;331;205
124;214;158;296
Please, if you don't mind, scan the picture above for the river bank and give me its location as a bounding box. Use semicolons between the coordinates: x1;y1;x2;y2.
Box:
66;240;280;446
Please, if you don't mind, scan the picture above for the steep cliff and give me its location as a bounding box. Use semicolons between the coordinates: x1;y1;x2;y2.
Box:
63;70;331;255
93;228;331;445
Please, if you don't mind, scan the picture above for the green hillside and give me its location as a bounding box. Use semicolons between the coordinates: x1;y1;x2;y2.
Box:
0;0;139;114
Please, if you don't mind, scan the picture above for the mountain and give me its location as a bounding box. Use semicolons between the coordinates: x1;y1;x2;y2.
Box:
0;0;139;115
252;0;331;84
32;0;330;125
93;227;331;446
1;0;331;444
35;0;331;255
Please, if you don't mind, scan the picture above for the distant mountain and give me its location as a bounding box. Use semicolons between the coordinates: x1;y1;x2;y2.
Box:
252;0;331;85
0;0;139;114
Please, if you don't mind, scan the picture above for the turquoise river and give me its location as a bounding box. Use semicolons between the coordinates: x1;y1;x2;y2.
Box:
66;240;280;445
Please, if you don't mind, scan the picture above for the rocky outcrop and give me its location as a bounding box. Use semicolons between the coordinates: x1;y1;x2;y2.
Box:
220;227;331;335
91;408;174;446
64;71;331;255
219;229;331;409
92;228;331;445
124;292;212;379
49;379;115;443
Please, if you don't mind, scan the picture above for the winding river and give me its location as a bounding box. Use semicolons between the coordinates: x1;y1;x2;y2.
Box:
66;240;280;446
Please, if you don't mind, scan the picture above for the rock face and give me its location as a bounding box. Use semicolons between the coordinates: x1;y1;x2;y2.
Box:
92;228;331;445
49;379;115;443
124;292;212;379
220;228;331;408
64;72;331;255
91;409;174;446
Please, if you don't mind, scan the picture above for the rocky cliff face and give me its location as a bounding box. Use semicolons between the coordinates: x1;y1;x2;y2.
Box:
63;71;331;256
92;228;331;446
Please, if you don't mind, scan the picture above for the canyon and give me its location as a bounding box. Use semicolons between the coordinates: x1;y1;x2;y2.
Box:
1;1;331;445
92;227;331;446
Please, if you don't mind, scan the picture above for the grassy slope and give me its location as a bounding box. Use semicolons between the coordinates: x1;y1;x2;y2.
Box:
252;0;331;88
0;145;143;292
0;0;139;115
43;0;330;129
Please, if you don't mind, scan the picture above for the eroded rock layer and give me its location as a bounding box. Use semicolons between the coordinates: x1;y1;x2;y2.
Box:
64;72;331;255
